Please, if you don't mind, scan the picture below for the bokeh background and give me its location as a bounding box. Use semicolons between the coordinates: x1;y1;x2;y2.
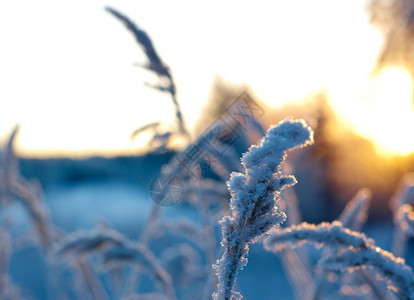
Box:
1;0;414;299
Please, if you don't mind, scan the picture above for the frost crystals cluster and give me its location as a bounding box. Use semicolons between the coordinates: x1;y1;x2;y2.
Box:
214;119;313;300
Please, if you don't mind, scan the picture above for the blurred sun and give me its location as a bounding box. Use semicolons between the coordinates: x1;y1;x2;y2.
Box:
335;67;414;156
367;68;414;155
2;1;414;158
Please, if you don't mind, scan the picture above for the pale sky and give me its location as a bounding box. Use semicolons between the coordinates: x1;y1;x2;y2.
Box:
2;0;411;157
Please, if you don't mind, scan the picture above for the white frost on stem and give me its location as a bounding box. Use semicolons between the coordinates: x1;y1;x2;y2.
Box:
213;119;313;300
320;247;414;300
264;221;375;252
264;221;414;300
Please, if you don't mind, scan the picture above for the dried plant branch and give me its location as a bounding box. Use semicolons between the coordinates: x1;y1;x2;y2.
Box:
0;126;54;251
104;7;170;78
54;227;176;300
395;204;414;237
101;244;176;300
390;173;414;257
105;6;189;145
53;227;125;259
338;188;371;233
74;259;109;300
131;122;162;140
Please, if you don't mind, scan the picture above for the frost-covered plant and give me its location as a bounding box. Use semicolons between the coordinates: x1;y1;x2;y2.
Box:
321;246;414;300
6;6;414;299
338;188;371;232
275;171;316;300
53;227;125;258
131;111;267;298
103;10;273;298
101;244;176;300
0;224;23;299
0;126;54;251
54;226;176;300
101;12;265;297
264;221;374;254
390;173;414;257
53;227;127;300
310;188;374;299
264;221;414;300
395;204;414;237
213;119;313;299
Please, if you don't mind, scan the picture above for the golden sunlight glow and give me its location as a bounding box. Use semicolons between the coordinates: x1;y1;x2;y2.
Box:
365;68;414;155
1;1;414;157
334;67;414;156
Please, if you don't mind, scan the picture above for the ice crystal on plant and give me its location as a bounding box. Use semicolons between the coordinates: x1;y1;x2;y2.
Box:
320;247;414;300
265;221;414;299
264;221;375;252
213;118;313;300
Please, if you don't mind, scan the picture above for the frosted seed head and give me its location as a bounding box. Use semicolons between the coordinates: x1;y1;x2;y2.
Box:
266;119;314;149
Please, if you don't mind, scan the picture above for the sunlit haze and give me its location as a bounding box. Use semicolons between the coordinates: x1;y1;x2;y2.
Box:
1;0;411;157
